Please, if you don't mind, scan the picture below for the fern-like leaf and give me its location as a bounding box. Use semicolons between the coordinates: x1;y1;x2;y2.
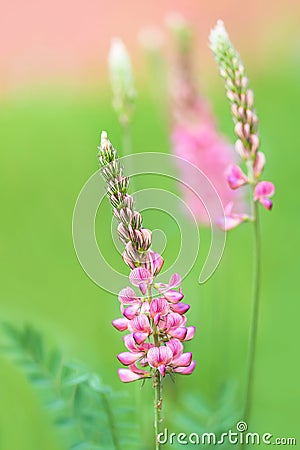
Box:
2;323;144;450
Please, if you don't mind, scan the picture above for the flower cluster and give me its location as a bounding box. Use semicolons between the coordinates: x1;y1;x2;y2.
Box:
114;267;196;382
168;14;239;225
209;20;275;230
98;131;196;383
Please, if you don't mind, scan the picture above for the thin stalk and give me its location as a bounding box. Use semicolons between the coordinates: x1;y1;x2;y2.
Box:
153;371;163;450
242;200;261;428
149;285;163;450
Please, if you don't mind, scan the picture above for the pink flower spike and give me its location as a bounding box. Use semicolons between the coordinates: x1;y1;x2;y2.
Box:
254;181;275;210
129;268;152;287
117;351;144;365
174;360;196;375
225;164;248;189
112;318;128;331
253;152;266;178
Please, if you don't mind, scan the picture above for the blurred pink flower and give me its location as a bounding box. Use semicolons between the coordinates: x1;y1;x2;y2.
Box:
254;181;275;210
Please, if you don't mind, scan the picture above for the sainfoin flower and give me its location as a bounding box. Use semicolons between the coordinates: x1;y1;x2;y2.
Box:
98;132;196;383
168;14;240;225
209;20;275;229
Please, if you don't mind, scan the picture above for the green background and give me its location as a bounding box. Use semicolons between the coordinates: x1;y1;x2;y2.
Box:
1;52;299;449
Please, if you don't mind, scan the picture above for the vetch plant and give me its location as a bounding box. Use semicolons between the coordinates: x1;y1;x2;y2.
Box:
109;38;136;156
209;19;275;431
98;131;196;449
168;14;239;225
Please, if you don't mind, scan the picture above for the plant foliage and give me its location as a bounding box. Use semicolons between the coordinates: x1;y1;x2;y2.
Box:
2;323;143;450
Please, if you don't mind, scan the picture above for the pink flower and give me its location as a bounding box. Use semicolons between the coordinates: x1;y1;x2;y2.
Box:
117;351;145;365
225;164;248;189
218;202;250;231
160;312;188;340
118;287;143;319
254;181;275;210
128;314;152;344
145;251;164;277
173;360;196;375
156;273;184;303
150;298;169;325
112;317;129;332
147;346;173;377
118;363;151;383
166;338;192;367
129;267;152;294
172;124;240;225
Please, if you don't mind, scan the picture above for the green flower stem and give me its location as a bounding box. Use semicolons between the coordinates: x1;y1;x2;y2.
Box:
153;371;163;450
243;200;261;430
148;286;163;450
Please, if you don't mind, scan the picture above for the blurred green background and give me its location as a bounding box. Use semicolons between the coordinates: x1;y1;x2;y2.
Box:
1;3;300;449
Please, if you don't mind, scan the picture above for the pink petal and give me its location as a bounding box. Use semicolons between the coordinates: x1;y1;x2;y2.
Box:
118;287;138;304
117;351;144;365
129;315;151;333
118;368;150;383
112;318;128;331
138;283;147;295
158;364;166;377
147;346;173;367
169;273;182;288
170;303;190;315
184;326;196;341
163;290;184;303
168;327;187;340
129;268;152;286
218;215;246;231
123;334;137;352
174;360;196;375
253;152;266;178
152;252;164;276
172;352;192;367
260;197;273;210
150;298;169;318
166;338;183;359
133;332;149;345
123;303;141;320
225;165;248;190
254;181;275;200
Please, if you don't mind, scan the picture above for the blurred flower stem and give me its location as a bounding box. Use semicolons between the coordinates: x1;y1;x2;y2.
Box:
153;371;163;450
242;200;261;429
209;20;275;432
